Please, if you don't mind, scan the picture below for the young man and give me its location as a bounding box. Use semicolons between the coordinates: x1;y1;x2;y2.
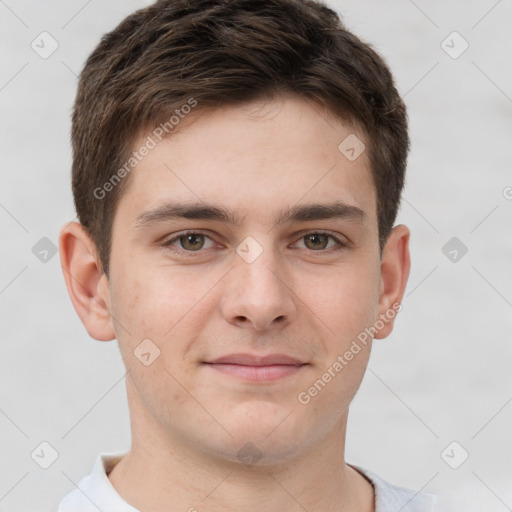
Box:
58;0;438;510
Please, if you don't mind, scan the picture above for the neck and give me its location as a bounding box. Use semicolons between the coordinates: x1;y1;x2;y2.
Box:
108;379;375;512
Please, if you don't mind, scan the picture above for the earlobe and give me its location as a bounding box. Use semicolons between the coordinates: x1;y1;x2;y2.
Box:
59;222;116;342
374;224;411;339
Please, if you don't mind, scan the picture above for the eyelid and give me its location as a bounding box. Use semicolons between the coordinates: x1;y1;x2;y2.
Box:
160;230;218;251
293;229;349;247
160;229;349;253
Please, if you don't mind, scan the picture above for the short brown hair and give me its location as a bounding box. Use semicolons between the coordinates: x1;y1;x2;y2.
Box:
71;0;409;277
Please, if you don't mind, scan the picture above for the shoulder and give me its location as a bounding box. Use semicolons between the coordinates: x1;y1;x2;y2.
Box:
57;452;137;512
349;464;439;512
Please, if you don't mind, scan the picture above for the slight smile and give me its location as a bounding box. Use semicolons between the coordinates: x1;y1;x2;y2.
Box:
203;353;309;382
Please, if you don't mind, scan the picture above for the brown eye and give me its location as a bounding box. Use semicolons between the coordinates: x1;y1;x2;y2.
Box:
179;233;205;251
297;232;345;251
304;233;330;250
163;232;215;252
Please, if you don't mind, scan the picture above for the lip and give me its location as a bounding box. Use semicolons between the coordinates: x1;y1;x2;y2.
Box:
206;353;306;366
204;353;308;382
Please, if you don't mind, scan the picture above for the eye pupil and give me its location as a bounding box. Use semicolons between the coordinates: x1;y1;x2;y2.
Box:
181;234;204;251
305;233;328;250
166;231;341;254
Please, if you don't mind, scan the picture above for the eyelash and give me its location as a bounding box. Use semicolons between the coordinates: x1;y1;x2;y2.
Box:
160;230;348;255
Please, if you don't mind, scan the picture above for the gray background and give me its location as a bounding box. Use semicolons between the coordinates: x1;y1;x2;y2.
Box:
1;0;511;510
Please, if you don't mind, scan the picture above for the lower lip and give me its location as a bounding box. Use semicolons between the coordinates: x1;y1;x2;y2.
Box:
205;363;306;382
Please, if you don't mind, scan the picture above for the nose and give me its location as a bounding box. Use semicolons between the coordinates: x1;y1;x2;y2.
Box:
219;240;297;332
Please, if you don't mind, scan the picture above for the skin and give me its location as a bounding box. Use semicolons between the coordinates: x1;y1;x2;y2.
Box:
59;93;410;512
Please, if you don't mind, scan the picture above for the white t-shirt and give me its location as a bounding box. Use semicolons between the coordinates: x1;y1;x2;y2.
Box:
57;452;438;512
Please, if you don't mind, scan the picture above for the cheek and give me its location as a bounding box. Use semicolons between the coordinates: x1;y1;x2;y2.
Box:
111;258;183;334
305;261;380;339
109;266;197;414
110;260;219;362
294;260;379;403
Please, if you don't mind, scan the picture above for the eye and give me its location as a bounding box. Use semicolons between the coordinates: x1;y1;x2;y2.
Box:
161;231;216;252
294;231;347;251
160;230;348;255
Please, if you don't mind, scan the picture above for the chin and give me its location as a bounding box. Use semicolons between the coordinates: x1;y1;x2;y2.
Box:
219;437;305;468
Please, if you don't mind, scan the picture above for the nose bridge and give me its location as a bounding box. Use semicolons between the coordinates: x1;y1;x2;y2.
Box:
234;234;285;294
222;233;295;329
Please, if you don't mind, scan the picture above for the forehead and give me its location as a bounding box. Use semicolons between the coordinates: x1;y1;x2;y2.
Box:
115;94;376;230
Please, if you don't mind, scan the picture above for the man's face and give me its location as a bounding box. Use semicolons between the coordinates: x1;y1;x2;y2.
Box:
106;94;384;465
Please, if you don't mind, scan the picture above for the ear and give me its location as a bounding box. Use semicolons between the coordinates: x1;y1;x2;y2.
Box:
59;222;115;341
374;224;411;339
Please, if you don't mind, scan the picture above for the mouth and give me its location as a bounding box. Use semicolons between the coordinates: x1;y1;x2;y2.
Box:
203;353;308;382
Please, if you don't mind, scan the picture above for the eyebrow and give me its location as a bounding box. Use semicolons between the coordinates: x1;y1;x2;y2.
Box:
133;200;366;229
